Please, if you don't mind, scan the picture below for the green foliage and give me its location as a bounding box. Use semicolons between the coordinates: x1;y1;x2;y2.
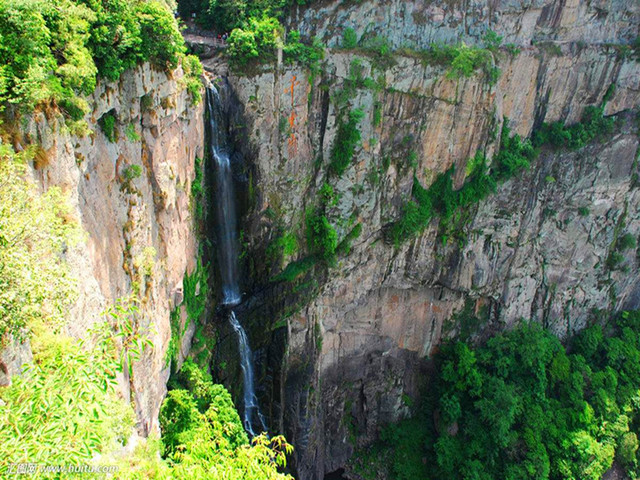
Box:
158;360;294;479
105;297;154;379
0;0;189;119
533;105;615;151
123;164;143;182
373;311;640;480
182;54;204;104
227;16;282;67
342;27;358;49
358;35;395;69
388;151;499;245
373;101;382;127
493;120;535;181
125;123;141;142
226;29;259;66
191;156;205;222
618;233;636;251
272;256;316;282
136;1;185;69
183;259;208;330
167;259;208;367
306;209;338;264
283;30;325;72
578;206;590;217
0;314;135;473
99;111;117;142
329;108;364;176
0;145;79;343
419;42;496;81
387;119;537;245
483;30;503;53
336;223;362;255
267;231;299;260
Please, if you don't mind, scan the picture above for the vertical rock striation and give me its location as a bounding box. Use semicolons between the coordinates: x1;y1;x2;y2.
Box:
202;0;640;475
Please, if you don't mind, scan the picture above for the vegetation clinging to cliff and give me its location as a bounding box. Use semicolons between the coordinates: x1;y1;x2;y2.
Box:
329;108;365;176
354;311;640;480
387;99;616;246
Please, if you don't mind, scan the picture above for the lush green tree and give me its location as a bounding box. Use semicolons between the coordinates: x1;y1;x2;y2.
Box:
137;0;186;70
0;314;135;473
0;0;196;117
159;360;293;479
366;314;640;480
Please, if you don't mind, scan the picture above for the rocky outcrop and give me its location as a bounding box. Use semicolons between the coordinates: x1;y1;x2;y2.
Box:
203;4;640;474
290;0;638;49
19;63;204;435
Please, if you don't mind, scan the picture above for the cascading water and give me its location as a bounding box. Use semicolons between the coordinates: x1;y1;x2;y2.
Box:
206;83;265;436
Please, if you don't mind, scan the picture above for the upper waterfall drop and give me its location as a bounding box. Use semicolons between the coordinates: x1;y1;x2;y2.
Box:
205;81;265;436
206;83;241;306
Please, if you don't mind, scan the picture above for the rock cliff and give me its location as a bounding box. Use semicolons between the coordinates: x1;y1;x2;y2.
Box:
199;0;640;477
14;63;204;435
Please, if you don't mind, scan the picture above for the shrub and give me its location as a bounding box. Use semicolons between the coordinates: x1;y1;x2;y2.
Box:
267;231;299;260
0;145;79;342
533;106;615;151
329;108;364;176
125;123;141;142
272;256;316;282
578;206;590;217
306;209;338;263
123;164;142;182
190;156;205;221
419;43;496;81
342;27;358;48
99;112;117;142
182;54;203;104
283;30;324;72
159;360;293;479
493;120;535;180
359;35;395;69
618;233;637;251
483;30;503;53
0;328;135;469
336;223;362;255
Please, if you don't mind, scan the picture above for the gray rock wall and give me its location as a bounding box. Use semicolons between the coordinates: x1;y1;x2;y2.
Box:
210;8;640;475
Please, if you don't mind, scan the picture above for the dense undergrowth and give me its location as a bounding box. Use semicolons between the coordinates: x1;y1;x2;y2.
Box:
0;0;201;126
351;310;640;480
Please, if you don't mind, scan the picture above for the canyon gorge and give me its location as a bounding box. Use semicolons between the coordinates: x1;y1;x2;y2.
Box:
1;0;639;478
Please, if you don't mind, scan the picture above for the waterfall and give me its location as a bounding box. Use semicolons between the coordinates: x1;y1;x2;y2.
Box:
206;83;265;436
207;85;240;307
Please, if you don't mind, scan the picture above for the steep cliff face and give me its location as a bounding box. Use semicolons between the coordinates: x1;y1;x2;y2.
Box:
291;0;638;49
201;0;640;476
18;63;204;435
